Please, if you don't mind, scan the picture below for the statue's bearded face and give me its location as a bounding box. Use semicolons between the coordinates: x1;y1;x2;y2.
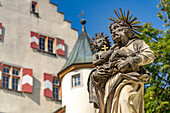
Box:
109;21;132;45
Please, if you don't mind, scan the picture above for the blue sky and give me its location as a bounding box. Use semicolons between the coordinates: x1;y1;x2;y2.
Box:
50;0;164;39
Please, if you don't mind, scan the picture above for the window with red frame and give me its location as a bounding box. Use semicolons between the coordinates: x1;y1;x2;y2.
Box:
39;35;54;53
2;65;20;91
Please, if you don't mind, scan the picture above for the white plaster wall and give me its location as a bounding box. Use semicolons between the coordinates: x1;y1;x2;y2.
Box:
0;0;78;113
62;68;94;113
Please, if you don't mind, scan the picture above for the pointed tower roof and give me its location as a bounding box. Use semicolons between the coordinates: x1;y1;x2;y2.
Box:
58;19;94;81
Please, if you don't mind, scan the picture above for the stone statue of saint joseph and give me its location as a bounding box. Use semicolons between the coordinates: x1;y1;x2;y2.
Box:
88;8;155;113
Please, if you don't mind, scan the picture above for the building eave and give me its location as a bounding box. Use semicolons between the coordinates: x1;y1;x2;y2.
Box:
54;106;66;113
58;63;94;84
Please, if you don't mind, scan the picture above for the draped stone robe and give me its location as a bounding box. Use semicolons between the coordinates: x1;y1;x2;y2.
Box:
88;38;154;113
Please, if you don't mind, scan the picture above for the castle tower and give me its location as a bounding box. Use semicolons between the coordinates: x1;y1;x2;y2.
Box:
58;19;94;113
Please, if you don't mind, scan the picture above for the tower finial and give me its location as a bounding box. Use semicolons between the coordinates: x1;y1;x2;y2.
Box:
80;19;86;32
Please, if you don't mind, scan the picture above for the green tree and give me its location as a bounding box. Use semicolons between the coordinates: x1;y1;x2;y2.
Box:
140;0;170;112
157;0;170;27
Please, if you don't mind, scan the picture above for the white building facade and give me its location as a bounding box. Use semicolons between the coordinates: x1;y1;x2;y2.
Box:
58;20;94;113
0;0;78;113
62;68;93;113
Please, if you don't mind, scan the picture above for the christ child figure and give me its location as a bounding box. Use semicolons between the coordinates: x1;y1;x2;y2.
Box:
90;33;112;88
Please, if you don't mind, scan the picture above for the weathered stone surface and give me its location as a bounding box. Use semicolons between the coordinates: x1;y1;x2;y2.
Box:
88;9;154;113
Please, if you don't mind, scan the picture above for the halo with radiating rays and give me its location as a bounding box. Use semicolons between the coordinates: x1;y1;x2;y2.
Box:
90;32;111;51
109;8;142;36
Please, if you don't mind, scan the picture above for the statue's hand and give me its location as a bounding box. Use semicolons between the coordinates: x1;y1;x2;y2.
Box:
115;58;131;73
110;49;128;62
110;51;118;62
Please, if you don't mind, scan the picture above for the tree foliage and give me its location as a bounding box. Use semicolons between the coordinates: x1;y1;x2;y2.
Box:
157;0;170;27
139;0;170;112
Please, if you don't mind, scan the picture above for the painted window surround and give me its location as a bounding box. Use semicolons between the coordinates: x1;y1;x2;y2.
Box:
44;73;61;101
30;31;65;56
1;62;22;91
2;62;23;91
39;35;55;54
0;62;33;93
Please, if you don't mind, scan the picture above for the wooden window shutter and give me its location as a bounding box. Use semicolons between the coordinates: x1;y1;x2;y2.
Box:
22;68;33;93
0;23;2;40
30;31;39;49
56;38;65;56
0;62;2;87
44;73;52;98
